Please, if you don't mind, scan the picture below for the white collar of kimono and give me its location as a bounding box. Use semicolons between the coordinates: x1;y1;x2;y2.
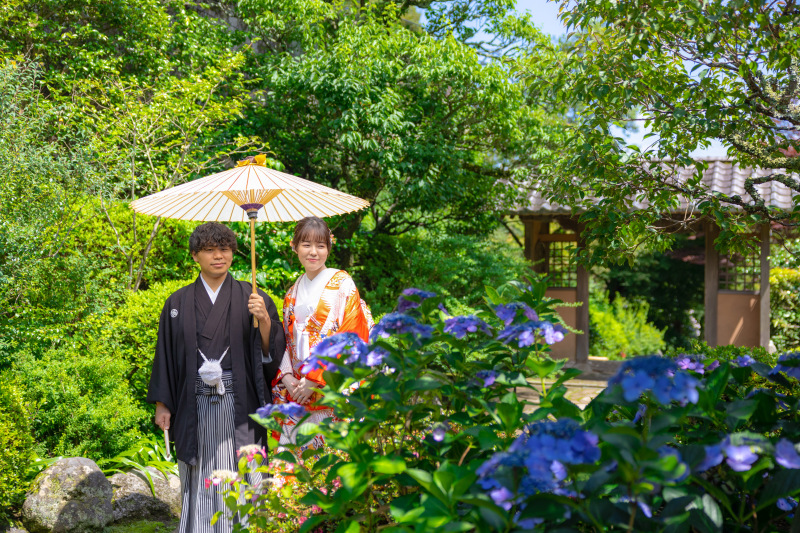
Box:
294;268;338;326
199;274;222;304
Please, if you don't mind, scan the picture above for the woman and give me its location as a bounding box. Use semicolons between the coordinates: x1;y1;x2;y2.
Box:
271;216;373;449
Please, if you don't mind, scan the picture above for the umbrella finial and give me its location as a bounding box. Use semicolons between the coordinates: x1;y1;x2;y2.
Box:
235;154;268;168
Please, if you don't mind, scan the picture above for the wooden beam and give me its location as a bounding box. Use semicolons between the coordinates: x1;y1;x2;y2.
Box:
759;223;771;349
575;223;589;363
537;233;579;242
704;221;719;347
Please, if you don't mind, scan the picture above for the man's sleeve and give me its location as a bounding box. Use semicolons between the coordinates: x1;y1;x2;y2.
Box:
146;300;175;412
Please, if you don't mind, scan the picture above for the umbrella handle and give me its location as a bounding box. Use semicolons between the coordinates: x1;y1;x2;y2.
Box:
250;218;259;328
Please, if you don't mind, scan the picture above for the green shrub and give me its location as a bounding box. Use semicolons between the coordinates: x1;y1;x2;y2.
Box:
589;293;666;359
0;374;34;518
770;267;800;352
353;232;532;314
61;198;197;291
14;345;149;460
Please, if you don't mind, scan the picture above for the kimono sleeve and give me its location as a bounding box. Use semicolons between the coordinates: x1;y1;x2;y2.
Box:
146;299;177;413
338;275;371;342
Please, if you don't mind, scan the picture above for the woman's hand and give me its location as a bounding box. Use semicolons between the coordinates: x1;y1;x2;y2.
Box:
281;373;300;391
155;402;171;431
292;377;318;405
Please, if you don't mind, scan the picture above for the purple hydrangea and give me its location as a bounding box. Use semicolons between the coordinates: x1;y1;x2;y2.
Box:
477;419;600;499
497;321;567;348
256;402;306;419
734;355;756;367
775;439;800;469
302;332;369;373
397;288;437;313
777;497;798;512
476;370;498;388
696;437;764;473
431;422;449;442
770;352;800;381
370;312;434;343
724;443;759;472
444;315;492;339
608;356;701;406
494;302;539;326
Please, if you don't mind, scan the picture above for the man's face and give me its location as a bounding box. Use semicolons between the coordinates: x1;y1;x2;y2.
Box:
192;245;233;279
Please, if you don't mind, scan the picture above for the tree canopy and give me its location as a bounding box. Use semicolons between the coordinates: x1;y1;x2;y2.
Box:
523;0;800;260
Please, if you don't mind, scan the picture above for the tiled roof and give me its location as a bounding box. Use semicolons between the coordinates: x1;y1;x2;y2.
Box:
516;158;799;215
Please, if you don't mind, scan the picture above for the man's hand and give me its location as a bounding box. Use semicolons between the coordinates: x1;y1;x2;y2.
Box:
248;293;269;324
155;402;171;431
292;377;318;405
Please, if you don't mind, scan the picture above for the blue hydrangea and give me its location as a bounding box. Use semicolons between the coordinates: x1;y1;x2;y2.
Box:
734;355;756;367
476;370;498;387
777;497;798;512
608;356;701;406
494;302;538;326
397;288;437;313
256;402;306;419
444;315;492;339
696;443;724;472
775;439;800;469
302;332;369;373
365;346;389;367
477;419;600;500
370;312;434;343
497;320;567;348
770;352;800;381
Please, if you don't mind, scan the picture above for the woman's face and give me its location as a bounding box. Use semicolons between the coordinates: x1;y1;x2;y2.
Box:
293;238;329;277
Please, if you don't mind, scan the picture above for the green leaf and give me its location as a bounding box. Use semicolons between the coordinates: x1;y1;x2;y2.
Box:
757;469;800;511
371;456;406;475
334;520;361;533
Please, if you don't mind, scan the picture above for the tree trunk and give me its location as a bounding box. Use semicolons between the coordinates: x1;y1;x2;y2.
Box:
333;212;365;271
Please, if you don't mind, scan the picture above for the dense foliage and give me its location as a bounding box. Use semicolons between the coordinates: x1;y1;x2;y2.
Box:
771;267;800;353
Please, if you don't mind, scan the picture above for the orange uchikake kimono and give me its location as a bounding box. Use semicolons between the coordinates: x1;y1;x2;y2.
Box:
271;269;373;449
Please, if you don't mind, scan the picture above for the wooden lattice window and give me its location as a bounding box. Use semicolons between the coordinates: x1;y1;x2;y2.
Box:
546;239;578;288
719;249;761;292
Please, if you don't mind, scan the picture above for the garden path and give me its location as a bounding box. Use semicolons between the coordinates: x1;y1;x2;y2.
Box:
518;359;621;411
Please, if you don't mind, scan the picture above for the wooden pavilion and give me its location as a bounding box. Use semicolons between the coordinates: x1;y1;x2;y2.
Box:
512;159;799;362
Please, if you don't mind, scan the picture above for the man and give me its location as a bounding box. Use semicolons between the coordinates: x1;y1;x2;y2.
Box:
147;222;285;533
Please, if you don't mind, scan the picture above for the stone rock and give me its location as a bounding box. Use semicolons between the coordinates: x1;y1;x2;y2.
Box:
109;468;181;523
22;457;113;533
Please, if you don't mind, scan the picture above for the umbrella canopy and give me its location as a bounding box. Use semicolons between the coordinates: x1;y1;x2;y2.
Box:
130;155;370;328
130;155;369;221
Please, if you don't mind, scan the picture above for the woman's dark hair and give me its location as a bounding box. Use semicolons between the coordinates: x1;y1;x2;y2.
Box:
293;216;332;250
189;222;238;254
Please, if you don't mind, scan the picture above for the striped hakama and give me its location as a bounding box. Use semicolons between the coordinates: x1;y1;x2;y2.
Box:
178;372;263;533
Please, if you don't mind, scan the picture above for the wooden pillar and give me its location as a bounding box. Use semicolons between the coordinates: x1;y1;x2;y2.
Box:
704;221;719;347
759;223;771;349
575;223;589;363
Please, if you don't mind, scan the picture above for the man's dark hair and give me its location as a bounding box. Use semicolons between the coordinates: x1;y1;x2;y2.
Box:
189;222;238;254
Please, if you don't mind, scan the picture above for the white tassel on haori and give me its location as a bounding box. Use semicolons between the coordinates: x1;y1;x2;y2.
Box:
198;347;229;395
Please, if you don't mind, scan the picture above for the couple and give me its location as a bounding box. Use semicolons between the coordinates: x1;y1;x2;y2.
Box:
147;216;372;533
